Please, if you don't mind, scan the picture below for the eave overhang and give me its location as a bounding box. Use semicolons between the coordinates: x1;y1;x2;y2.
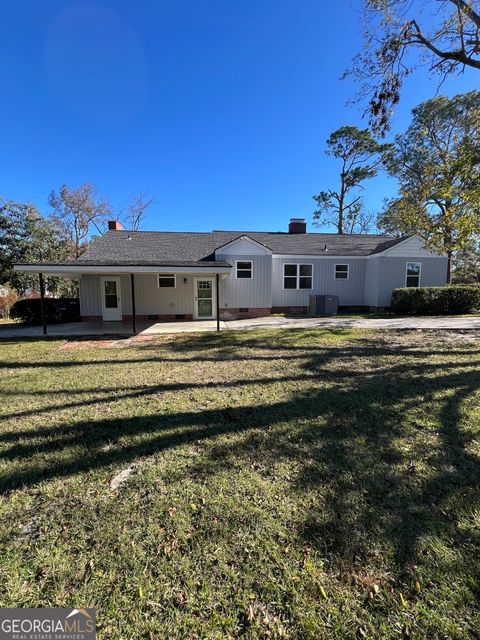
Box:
14;261;233;277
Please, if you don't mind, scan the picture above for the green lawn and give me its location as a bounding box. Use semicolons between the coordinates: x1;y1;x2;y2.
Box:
1;329;479;639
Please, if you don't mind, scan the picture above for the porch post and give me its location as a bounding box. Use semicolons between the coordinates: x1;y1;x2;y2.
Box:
130;273;136;335
39;272;47;336
216;273;220;332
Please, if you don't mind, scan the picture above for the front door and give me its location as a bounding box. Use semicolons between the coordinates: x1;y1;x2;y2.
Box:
193;277;216;320
100;277;122;321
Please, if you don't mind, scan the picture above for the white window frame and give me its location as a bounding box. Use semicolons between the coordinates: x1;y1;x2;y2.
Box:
235;260;253;279
158;273;176;289
282;263;314;290
334;264;349;280
405;262;421;287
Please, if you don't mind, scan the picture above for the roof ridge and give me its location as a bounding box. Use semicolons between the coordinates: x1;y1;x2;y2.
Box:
106;229;214;235
106;229;393;239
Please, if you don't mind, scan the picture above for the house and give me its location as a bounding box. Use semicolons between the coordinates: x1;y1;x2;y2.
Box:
15;218;448;323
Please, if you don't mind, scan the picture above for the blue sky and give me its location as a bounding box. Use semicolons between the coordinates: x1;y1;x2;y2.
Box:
0;0;477;233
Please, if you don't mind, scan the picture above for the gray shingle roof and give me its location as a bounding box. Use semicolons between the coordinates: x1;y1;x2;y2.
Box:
77;230;404;263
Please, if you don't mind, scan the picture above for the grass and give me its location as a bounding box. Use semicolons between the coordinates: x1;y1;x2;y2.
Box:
0;328;479;639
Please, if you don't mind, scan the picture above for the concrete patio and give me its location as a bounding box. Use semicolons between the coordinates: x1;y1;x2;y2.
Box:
0;320;227;338
1;314;480;339
227;315;480;330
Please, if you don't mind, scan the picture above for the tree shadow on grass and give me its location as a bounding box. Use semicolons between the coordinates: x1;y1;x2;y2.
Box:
0;358;472;424
1;333;479;580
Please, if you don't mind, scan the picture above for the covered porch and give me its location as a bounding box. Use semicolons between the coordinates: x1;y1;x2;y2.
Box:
13;261;232;335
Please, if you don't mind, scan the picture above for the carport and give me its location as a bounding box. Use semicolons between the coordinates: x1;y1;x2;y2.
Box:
13;261;232;335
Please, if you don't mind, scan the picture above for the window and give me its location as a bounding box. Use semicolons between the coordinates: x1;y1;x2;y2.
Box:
283;264;313;289
335;264;349;280
236;260;253;279
158;274;176;288
283;264;298;289
406;262;421;287
299;264;313;289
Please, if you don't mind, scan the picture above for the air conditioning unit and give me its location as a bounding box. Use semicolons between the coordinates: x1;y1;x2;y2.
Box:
308;295;339;316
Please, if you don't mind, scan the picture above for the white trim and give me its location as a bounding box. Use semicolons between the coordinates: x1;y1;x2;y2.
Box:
334;263;349;280
100;276;122;321
14;265;231;275
405;261;422;287
282;263;314;290
215;235;272;255
193;276;216;320
235;260;253;279
157;273;176;288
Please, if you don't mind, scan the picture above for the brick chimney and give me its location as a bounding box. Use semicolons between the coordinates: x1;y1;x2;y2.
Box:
108;220;123;231
288;218;307;234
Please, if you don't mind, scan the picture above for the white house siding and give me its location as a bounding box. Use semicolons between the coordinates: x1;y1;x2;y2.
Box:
384;236;438;257
364;257;380;308
79;275;102;317
80;273;197;318
272;257;367;307
122;274;194;316
215;253;273;310
376;256;448;306
78;248;449;319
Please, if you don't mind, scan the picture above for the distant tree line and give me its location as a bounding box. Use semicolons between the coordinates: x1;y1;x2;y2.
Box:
0;184;154;295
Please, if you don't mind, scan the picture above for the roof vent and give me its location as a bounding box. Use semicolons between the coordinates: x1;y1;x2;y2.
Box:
288;218;306;234
108;220;123;231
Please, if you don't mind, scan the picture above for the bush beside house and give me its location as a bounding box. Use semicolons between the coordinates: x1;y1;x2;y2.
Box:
0;286;19;319
10;298;81;325
391;286;480;315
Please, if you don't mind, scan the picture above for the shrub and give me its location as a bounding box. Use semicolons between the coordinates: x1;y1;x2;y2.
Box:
0;287;19;318
391;285;480;316
10;298;80;325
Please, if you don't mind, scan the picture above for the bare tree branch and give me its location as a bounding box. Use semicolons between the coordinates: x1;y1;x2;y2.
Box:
121;193;155;231
348;1;480;135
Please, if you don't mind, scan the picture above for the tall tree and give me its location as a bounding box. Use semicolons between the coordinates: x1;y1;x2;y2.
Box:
15;215;72;295
122;192;155;231
451;236;480;283
377;91;480;282
48;183;112;257
312;126;388;234
349;0;480;135
0;200;35;283
0;199;71;293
